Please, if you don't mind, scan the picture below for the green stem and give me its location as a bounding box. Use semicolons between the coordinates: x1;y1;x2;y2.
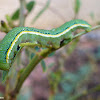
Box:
10;48;55;98
9;25;100;98
73;25;100;39
19;0;26;26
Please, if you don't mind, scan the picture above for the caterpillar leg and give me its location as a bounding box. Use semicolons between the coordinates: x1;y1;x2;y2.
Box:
60;34;73;46
19;42;41;48
86;27;92;32
60;39;71;47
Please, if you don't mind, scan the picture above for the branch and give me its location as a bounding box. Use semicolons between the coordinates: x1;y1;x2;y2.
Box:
19;0;26;26
10;25;100;98
10;48;56;98
73;25;100;39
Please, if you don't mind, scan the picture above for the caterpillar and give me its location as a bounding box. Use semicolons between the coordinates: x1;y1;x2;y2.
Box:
0;19;91;71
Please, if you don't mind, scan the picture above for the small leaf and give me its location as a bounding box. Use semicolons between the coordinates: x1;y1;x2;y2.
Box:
1;20;10;33
35;46;40;51
61;83;73;93
48;63;55;68
32;0;51;24
2;71;8;82
74;0;81;14
54;93;66;100
48;52;55;57
11;1;35;20
78;64;91;77
27;1;35;13
30;53;35;59
41;60;46;72
6;15;14;28
11;9;19;20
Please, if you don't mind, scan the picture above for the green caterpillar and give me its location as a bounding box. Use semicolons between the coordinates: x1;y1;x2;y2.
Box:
0;19;91;71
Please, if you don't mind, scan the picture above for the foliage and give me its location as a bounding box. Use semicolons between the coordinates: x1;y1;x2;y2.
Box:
74;0;81;18
0;0;100;100
11;1;35;20
32;0;51;24
74;0;81;15
53;64;92;100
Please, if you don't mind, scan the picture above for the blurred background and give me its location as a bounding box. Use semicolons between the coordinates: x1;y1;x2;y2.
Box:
0;0;100;100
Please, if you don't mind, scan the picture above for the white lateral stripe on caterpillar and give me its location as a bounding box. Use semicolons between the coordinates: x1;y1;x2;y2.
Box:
6;24;90;63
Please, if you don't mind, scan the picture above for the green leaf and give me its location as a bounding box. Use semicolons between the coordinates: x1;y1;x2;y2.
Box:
48;52;55;57
32;0;51;24
95;46;100;58
2;71;8;82
74;0;81;14
77;64;91;77
41;60;46;72
35;46;40;51
54;93;66;100
11;9;19;20
48;63;55;68
6;15;14;28
61;83;73;93
11;1;35;20
27;1;35;13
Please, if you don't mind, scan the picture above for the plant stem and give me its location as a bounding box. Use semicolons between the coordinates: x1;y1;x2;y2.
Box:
9;48;55;98
73;25;100;39
9;25;100;99
19;0;26;26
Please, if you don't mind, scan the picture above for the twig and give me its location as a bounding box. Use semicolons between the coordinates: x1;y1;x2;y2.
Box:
10;25;100;99
73;25;100;39
10;48;55;99
19;0;26;26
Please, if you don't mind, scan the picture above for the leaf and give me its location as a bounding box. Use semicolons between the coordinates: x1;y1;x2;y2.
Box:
41;60;46;72
62;72;78;83
26;1;35;13
48;52;55;57
54;93;66;100
11;1;35;20
2;71;8;82
34;46;40;51
11;9;20;20
48;63;55;68
1;20;10;33
6;15;14;28
61;83;73;93
95;46;100;59
77;64;91;77
74;0;81;14
32;0;51;24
